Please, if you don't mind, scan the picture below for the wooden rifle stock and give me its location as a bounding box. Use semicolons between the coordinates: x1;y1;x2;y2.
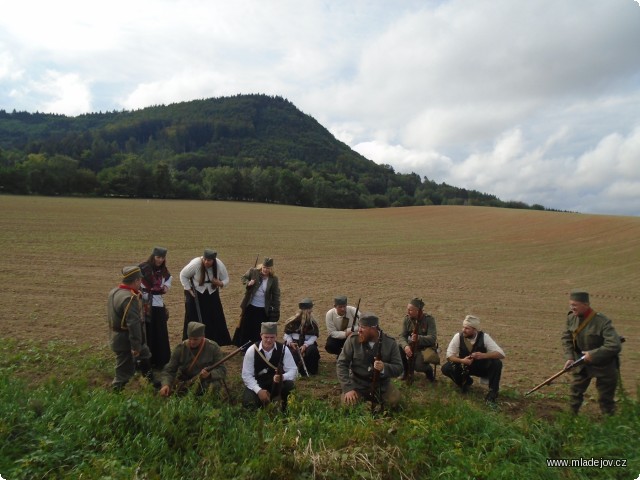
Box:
370;327;384;413
524;355;586;396
406;318;419;385
188;277;203;323
270;343;287;403
296;316;310;376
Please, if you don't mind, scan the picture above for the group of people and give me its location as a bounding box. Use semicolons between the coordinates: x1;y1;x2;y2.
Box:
107;247;623;415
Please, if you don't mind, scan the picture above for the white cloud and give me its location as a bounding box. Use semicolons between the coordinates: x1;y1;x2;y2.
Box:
35;71;92;116
0;0;639;215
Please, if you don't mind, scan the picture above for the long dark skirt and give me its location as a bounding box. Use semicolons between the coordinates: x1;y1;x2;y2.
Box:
183;290;231;346
146;306;171;369
233;304;268;347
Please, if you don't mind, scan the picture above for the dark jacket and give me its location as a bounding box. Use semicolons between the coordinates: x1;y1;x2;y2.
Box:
240;268;280;321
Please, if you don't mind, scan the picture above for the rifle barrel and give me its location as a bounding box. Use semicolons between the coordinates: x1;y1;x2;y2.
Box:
524;356;585;396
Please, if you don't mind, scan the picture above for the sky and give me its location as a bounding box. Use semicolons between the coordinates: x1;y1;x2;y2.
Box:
1;0;640;216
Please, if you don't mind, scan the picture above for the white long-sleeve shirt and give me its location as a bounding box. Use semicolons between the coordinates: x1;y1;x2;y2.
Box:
242;342;298;393
179;256;229;293
325;306;359;339
446;331;505;360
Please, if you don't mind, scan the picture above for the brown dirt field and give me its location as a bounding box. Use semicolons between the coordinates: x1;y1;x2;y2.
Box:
1;195;638;413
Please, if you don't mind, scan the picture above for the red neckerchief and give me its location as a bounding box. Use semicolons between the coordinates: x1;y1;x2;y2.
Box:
578;307;593;319
118;284;140;294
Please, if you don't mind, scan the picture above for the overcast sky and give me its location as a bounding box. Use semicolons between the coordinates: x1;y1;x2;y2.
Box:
1;0;639;216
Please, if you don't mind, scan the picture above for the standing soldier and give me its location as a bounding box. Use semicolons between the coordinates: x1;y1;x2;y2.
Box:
336;313;404;409
561;290;622;415
159;321;227;397
179;248;232;346
284;298;321;376
139;246;172;370
324;295;359;357
397;297;439;382
107;266;153;391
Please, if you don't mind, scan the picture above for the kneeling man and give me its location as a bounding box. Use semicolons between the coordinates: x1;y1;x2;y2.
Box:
441;315;505;403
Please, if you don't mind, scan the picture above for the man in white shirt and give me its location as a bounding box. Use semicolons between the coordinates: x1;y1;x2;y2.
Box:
241;322;297;411
325;296;359;357
441;315;505;403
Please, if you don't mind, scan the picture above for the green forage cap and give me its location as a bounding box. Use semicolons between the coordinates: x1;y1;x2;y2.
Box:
570;290;590;303
187;321;206;338
359;313;379;327
261;322;278;334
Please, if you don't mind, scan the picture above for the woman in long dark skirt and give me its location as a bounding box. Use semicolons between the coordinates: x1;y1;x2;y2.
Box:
233;257;280;346
139;246;172;369
179;249;232;346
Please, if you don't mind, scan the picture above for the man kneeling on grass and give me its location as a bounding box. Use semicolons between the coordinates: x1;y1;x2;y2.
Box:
336;313;404;409
159;321;226;397
441;315;505;403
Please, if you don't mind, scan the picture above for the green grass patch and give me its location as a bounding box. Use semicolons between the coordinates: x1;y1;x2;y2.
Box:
0;343;638;479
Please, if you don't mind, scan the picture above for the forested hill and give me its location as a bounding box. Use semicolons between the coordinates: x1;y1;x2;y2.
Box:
0;94;544;209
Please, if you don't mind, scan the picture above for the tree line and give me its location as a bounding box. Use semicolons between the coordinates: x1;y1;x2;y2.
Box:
0;94;545;210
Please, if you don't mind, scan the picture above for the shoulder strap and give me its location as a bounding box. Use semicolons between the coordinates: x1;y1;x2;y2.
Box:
572;310;597;350
186;339;206;374
120;292;139;330
253;344;279;370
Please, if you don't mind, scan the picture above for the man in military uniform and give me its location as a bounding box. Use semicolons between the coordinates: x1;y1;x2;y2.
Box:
241;322;297;411
159;321;227;397
325;295;359;357
107;265;153;391
397;297;439;382
441;315;505;403
561;290;622;415
336;313;404;409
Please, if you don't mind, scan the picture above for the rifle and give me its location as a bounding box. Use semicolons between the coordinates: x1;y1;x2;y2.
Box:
173;341;251;393
270;342;287;406
233;254;260;341
406;317;419;385
188;277;203;324
524;355;586;396
296;315;310;377
350;298;361;332
370;327;384;413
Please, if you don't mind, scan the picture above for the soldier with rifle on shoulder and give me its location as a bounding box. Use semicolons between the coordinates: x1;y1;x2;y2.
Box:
107;266;155;391
336;313;404;410
159;321;227;397
284;298;321;376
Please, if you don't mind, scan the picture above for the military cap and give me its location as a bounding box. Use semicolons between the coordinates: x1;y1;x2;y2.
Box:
569;290;590;303
152;246;167;257
121;265;142;282
359;313;379;327
203;249;217;260
263;257;274;267
334;296;348;306
261;322;278;334
409;297;425;309
187;321;206;338
462;315;480;329
298;298;314;309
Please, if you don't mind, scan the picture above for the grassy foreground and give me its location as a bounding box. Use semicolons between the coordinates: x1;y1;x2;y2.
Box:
0;340;638;480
